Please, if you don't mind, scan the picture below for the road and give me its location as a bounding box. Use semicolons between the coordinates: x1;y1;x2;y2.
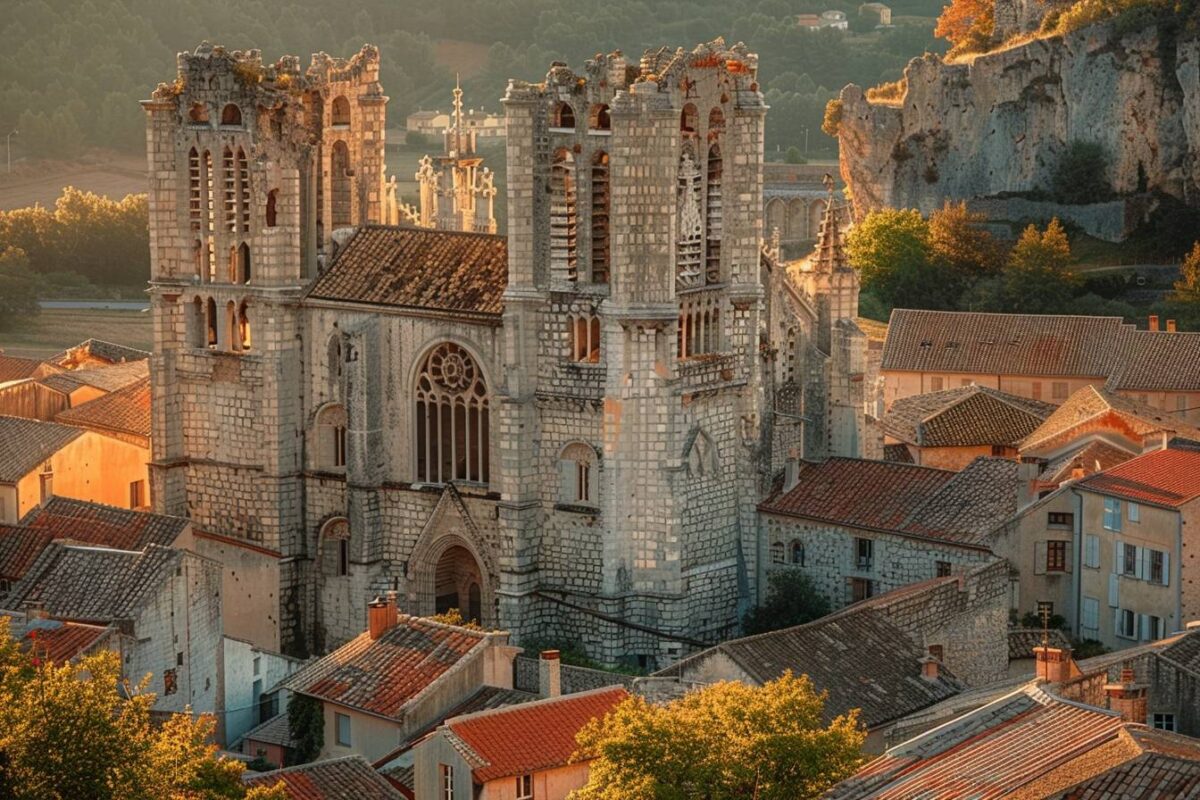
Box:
40;300;149;311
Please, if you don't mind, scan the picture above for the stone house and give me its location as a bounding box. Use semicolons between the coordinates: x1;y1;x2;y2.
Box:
880;384;1054;470
0;416;150;523
277;596;522;763
758;456;1019;608
223;635;303;748
142;39;868;667
243;755;404;799
0;541;224;720
411;685;627;800
987;485;1079;625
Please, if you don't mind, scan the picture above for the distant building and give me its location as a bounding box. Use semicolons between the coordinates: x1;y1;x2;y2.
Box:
797;10;848;29
762;163;846;246
859;2;892;26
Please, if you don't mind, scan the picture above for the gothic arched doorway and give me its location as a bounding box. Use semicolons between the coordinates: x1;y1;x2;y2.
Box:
434;545;483;623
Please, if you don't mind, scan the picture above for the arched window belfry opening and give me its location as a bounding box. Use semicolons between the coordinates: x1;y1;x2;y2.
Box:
205;298;218;348
189;103;209;125
238;300;251;351
676;146;703;289
680;103;698;134
771;541;785;564
236;148;250;233
708;106;725;135
549;149;577;282
435;545;483;623
188;149;201;227
237;242;251;284
705;143;723;285
223;148;237;233
331;141;352;229
192;297;204;347
570;314;601;363
588;104;611;131
559;442;597;506
791;540;805;566
328;334;343;380
225;301;239;351
265;189;278;227
321;518;350;577
221;104;242;126
415;343;489;485
227;245;239;283
331;96;351;127
552;102;575;131
591;151;610;284
316;404;347;469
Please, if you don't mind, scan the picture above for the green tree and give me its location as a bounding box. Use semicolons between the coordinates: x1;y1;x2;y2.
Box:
0;247;41;330
784;146;806;164
1002;218;1081;313
0;617;286;800
287;692;324;764
743;570;831;635
1052;141;1112;205
570;672;865;799
846;208;962;309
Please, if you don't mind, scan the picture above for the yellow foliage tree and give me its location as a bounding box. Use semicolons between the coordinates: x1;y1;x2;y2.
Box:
0;617;287;800
569;672;865;800
935;0;996;56
1173;241;1200;304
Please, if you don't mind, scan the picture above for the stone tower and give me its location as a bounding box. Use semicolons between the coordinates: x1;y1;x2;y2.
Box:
498;40;770;665
142;43;386;652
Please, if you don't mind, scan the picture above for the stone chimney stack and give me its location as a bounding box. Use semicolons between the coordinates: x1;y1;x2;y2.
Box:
1105;667;1149;723
539;649;562;698
1149;315;1159;332
1034;645;1078;684
367;594;398;640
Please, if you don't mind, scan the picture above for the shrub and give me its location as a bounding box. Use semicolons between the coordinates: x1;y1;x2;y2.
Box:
1052;140;1112;205
822;98;844;138
743;570;831;635
866;78;908;103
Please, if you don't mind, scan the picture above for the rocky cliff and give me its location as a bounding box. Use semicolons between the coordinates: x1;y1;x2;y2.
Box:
836;17;1200;219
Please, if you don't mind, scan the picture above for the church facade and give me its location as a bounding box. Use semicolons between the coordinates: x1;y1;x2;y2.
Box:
143;39;865;667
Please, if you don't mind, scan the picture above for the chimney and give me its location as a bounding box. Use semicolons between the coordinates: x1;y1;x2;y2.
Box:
1104;666;1149;723
1167;319;1177;333
539;649;561;698
1185;620;1200;631
784;448;800;493
919;655;941;682
1070;464;1086;481
1034;645;1078;684
367;594;398;640
1149;315;1159;332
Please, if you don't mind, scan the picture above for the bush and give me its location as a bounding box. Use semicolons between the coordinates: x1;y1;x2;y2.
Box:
866;78;907;103
743;570;831;635
822;99;844;138
784;146;807;164
0;247;42;331
1052;141;1112;205
405;129;433;148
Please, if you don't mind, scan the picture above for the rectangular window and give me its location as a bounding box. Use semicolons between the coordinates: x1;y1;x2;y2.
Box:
129;480;146;508
1084;535;1100;569
1046;541;1067;572
516;774;533;800
851;577;873;603
1123;543;1138;577
1103;497;1122;531
334;425;347;468
1052;381;1069;400
1047;512;1073;527
855;538;873;570
338;538;349;577
1128;502;1140;523
1148;615;1163;641
335;712;351;747
39;472;53;504
1118;608;1137;639
441;765;454;800
929;376;944;392
935;561;951;578
928;644;944;661
1152;713;1177;732
1032;382;1042;400
1150;550;1164;584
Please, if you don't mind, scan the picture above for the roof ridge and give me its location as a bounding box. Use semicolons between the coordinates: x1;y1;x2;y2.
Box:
246;753;372;778
446;684;628;728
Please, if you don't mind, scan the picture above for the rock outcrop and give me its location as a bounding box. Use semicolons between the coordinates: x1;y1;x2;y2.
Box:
837;18;1200;219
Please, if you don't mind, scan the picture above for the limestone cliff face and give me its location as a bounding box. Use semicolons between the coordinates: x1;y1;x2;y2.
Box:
838;20;1200;218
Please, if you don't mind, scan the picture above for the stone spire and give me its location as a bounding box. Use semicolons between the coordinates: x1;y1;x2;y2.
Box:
450;73;466;157
813;173;849;272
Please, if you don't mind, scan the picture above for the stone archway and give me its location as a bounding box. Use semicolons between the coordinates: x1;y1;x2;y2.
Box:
435;545;484;623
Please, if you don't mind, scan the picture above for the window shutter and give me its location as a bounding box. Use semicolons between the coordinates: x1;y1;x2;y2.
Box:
1086;535;1099;569
1064;541;1073;573
1034;541;1047;575
1114;539;1121;573
1139;614;1150;641
1113;607;1122;637
1137;547;1149;581
1108;573;1119;608
1157;617;1166;639
844;577;854;606
1162;551;1170;586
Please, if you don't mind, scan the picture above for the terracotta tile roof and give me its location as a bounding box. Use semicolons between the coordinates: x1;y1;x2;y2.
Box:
1022;386;1200;454
827;686;1128;799
38;360;150;394
240;713;296;749
445;686;629;783
760;456;1018;547
882;385;1055;447
1048;749;1200;798
882;443;914;463
2;542;183;624
0;415;84;482
0;355;60;383
51;339;150;367
21;497;189;553
1075;441;1200;508
1107;329;1200;392
55;376;151;439
280;615;492;720
0;525;54;582
881;310;1127;377
10;616;112;663
243;755;403;799
305;225;507;316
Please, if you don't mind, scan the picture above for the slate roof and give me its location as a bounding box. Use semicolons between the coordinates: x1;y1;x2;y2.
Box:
1049;751;1200;799
1021;386;1200;453
1075;442;1200;509
881;310;1127;377
9;616;112;663
21;497;189;553
240;713;296;749
0;415;84;482
305;225;507;316
1160;629;1200;678
55;376;151;439
279;615;492;720
1007;628;1072;660
444;687;629;783
51;339;150;366
243;755;403;800
759;456;1018;548
38;360;149;394
1040;440;1136;485
826;686;1128;799
882;443;914;463
663;589;964;729
0;355;59;383
1;542;183;623
882;385;1054;447
1107;329;1200;392
0;524;54;582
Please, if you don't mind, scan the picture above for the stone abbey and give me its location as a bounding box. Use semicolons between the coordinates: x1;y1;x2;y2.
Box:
143;39;866;666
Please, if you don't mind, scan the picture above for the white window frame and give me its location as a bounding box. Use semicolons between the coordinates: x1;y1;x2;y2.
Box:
335;712;351;747
1116;608;1137;640
516;774;534;800
441;764;455;800
1103;497;1122;532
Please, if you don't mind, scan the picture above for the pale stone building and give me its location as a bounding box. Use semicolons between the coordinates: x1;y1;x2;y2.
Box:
143;40;866;666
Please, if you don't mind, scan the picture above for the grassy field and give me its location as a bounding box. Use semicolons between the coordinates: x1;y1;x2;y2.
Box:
0;309;153;360
0;153;147;211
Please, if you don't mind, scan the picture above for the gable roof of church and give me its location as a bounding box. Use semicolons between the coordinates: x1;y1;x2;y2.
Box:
305;225;507;317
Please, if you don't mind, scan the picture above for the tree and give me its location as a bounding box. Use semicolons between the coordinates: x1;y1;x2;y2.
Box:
287;692;324;765
1052;141;1112;205
570;672;865;800
928;201;1003;278
934;0;995;55
0;247;41;330
743;570;831;635
846;208;961;310
1002;218;1081;313
1172;241;1200;304
784;146;806;164
0;617;286;800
